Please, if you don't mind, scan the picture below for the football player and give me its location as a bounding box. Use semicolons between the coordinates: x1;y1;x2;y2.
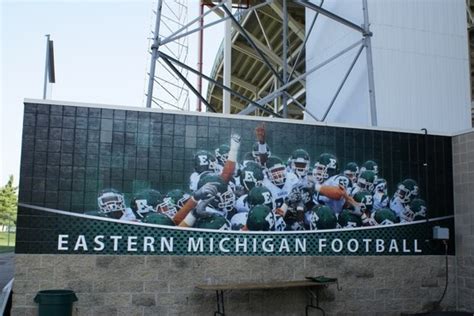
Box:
372;178;389;211
360;159;379;177
252;123;271;167
174;134;241;225
400;198;427;222
389;178;419;218
189;150;219;191
156;189;191;219
305;205;338;230
349;170;376;196
343;162;359;186
130;188;163;219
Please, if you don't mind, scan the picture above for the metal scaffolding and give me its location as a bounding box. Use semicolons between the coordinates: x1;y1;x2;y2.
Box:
146;0;191;111
145;0;378;125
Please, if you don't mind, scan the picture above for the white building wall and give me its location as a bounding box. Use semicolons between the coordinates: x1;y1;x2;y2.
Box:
305;0;471;134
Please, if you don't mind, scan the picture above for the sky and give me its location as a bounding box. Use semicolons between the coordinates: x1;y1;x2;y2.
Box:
1;0;223;185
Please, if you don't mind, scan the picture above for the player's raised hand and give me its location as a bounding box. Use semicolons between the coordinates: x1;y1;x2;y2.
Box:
194;197;215;218
255;123;266;143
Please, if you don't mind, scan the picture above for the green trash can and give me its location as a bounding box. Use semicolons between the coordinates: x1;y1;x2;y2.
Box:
34;290;78;316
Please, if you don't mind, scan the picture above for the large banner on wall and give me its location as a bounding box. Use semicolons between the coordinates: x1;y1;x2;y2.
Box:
16;101;455;256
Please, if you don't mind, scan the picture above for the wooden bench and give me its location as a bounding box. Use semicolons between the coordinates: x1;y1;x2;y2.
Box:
196;279;341;316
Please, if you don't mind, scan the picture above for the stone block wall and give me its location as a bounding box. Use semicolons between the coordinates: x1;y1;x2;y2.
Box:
12;255;456;316
453;130;474;312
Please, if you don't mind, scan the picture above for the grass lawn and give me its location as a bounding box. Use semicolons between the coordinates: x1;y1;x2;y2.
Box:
0;231;15;253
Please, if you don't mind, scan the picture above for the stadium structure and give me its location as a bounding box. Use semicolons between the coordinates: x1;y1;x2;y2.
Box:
147;0;474;133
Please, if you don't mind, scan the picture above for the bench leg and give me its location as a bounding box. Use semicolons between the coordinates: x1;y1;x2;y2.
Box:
305;288;325;316
214;290;225;316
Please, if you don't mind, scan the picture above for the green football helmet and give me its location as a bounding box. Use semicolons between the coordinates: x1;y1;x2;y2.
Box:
157;189;190;218
197;173;235;212
289;149;311;178
130;189;163;217
265;156;287;186
195;213;231;230
246;186;274;210
215;144;230;166
193;150;218;173
240;161;264;192
307;205;338;230
360;160;379;176
338;209;362;228
357;170;376;192
401;198;427;222
343;162;359;184
353;190;374;214
247;205;275;231
373;208;398;225
312;153;338;183
394;178;419;204
142;213;175;226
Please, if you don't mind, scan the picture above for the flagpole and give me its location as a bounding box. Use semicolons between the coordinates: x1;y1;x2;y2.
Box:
43;34;50;99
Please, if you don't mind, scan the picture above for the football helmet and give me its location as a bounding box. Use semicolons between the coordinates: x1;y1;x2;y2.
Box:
307;205;338;230
195;213;231;230
252;142;271;166
357;170;376;192
374;178;387;194
394;178;419;204
130;189;163;217
312;153;338;183
230;212;248;230
401;198;427;222
289;149;310;178
360;160;379;176
98;189;126;214
373;208;398;225
246;205;275;231
246;186;274;210
353;190;374;214
197;174;235;212
215;144;230;166
157;189;191;218
240;161;264;192
338;209;362;228
242;152;255;167
193;150;218;174
265;156;287;186
142;213;175;226
343;162;359;184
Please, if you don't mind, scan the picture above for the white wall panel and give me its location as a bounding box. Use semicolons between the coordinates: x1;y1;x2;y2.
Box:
305;0;471;134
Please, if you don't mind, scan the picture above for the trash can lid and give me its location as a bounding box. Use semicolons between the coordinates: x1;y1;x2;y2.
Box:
34;290;78;304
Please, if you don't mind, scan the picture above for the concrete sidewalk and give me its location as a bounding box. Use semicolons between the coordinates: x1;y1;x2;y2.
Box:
0;253;14;290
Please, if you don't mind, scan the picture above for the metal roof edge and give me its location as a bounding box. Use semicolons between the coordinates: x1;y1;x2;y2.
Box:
24;98;455;136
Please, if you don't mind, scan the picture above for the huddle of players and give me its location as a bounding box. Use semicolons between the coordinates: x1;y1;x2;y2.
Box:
88;125;427;231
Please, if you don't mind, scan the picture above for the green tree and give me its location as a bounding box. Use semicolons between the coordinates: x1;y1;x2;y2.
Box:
0;175;18;227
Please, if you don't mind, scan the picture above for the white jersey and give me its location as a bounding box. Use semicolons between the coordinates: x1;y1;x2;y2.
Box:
389;196;405;217
313;175;347;214
120;208;137;221
373;192;389;211
235;194;250;213
262;172;299;208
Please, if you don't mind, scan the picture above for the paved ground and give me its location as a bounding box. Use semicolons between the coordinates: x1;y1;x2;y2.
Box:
0;253;14;290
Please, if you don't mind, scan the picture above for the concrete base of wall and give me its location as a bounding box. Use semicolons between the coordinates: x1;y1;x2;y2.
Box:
12;254;458;316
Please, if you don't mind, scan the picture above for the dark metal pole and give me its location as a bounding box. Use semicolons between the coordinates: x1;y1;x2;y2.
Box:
146;0;163;108
160;54;217;113
43;34;50;99
158;51;281;117
196;0;204;112
282;0;289;118
221;4;284;84
362;0;377;125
